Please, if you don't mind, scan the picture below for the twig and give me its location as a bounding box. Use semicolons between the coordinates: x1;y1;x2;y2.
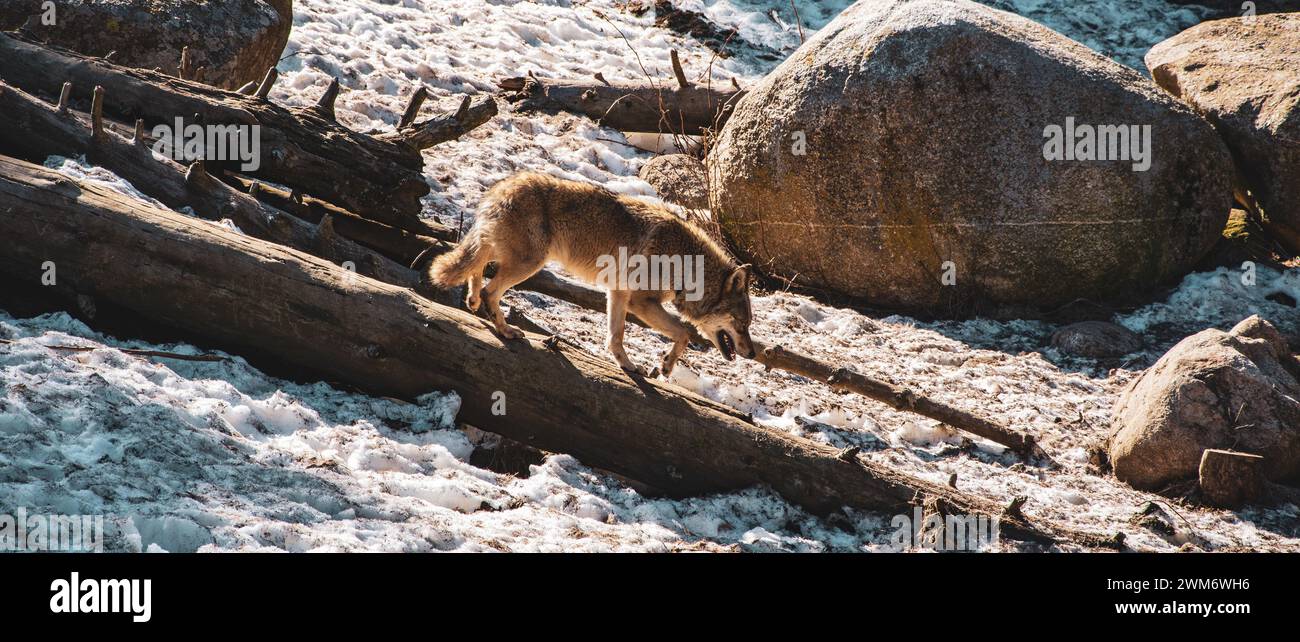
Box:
755;341;1051;462
398;85;430;129
0;338;226;362
594;9;694;154
669;50;691;89
593;11;660;92
788;0;805;44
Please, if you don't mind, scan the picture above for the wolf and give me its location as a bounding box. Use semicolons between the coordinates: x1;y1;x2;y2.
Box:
428;172;756;375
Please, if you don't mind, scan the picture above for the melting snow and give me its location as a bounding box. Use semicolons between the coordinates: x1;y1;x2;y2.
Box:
4;0;1297;552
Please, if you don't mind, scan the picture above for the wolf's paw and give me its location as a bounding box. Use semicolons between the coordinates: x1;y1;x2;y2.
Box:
465;294;481;312
498;325;525;340
658;355;677;378
617;359;646;377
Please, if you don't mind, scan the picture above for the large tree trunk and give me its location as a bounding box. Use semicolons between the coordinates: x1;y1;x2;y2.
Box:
500;73;743;135
0;81;436;295
0;154;1116;548
0;31;496;232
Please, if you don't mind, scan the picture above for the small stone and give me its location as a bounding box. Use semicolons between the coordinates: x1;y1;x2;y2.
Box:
1051;321;1143;358
639;154;708;210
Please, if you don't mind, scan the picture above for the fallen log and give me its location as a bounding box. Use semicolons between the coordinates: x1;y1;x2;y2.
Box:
756;343;1048;461
226;175;456;266
0;81;431;294
0;30;496;231
499;73;743;134
0;154;1115;548
0;82;690;333
379;94;499;152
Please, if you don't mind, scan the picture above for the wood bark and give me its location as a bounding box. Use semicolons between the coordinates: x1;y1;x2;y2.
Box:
0;31;495;232
1198;449;1264;508
224;174;456;266
0;155;1116;548
499;74;743;134
0;81;432;295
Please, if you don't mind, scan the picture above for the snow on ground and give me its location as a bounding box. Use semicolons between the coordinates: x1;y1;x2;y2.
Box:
981;0;1215;70
4;0;1298;552
1;311;900;552
674;0;1215;70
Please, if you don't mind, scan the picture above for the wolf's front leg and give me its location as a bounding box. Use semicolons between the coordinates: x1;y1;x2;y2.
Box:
605;290;641;373
659;337;689;376
627;298;692;377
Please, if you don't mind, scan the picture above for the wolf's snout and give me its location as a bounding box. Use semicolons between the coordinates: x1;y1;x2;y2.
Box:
737;335;756;359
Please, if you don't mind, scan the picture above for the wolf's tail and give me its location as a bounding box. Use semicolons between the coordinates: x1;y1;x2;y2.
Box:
428;226;487;288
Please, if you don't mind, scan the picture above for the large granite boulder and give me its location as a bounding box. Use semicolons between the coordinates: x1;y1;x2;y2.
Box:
708;0;1232;315
1146;13;1300;250
2;0;293;90
1108;316;1300;491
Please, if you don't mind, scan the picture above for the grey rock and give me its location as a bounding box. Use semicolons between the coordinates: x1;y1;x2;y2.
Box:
640;154;708;210
1146;13;1300;249
709;0;1232;315
1108;315;1300;491
1051;321;1142;358
2;0;293;90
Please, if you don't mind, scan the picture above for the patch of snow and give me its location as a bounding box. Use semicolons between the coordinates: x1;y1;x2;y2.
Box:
44;155;167;208
979;0;1215;70
5;1;1296;553
0;311;909;552
1118;265;1300;340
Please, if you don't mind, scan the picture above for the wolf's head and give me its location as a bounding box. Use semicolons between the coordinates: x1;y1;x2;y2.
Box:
694;264;756;361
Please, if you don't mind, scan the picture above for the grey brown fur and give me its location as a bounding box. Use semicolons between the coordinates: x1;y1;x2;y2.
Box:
430;172;756;375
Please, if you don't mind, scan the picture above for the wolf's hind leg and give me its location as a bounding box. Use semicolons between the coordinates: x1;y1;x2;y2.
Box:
466;271;484;312
628;298;692;376
482;256;545;339
605;290;640;373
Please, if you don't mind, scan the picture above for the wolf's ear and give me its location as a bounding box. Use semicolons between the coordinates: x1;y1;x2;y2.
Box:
726;264;753;293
